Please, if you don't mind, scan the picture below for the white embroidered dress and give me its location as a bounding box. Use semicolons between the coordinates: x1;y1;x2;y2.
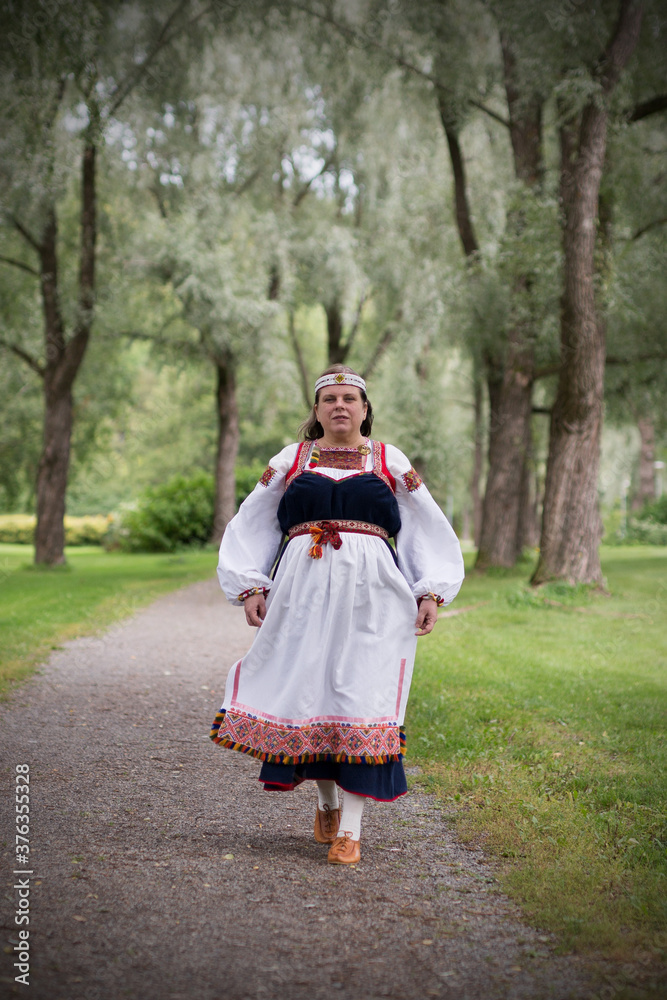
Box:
211;441;464;767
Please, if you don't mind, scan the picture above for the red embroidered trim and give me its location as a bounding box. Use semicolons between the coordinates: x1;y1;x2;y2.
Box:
285;441;310;488
259;465;277;488
402;468;423;492
210;709;404;763
373;441;396;493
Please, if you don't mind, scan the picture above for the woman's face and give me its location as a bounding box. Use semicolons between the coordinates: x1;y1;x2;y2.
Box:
314;385;367;442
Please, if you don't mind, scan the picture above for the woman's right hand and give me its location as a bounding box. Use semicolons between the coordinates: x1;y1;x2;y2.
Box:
244;593;266;627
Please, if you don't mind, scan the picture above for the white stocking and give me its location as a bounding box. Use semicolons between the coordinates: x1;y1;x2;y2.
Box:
338;789;365;841
316;780;339;812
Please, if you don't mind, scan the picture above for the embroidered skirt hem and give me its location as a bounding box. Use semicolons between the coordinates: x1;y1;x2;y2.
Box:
210;713;406;766
210;707;406;765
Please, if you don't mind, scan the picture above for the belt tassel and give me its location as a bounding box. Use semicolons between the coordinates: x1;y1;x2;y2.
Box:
308;521;343;559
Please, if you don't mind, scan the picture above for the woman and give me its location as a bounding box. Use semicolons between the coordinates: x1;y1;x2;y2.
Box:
211;364;464;864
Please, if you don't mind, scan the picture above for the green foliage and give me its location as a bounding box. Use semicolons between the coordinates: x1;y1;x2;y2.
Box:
623;519;667;546
605;496;667;546
235;462;268;506
112;472;215;553
109;463;269;552
637;495;667;525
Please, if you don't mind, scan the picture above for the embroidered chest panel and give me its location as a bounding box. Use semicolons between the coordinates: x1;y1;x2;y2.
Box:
313;448;364;471
286;440;395;492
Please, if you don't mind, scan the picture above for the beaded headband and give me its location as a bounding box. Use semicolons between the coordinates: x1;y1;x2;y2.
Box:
314;372;366;395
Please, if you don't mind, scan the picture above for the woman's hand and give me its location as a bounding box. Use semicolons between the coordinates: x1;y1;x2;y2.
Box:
415;597;438;636
244;593;266;628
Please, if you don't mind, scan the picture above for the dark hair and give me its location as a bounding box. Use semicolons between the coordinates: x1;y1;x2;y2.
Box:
300;364;374;441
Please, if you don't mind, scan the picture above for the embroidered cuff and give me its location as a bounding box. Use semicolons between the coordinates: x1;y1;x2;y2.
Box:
418;592;445;607
238;586;269;601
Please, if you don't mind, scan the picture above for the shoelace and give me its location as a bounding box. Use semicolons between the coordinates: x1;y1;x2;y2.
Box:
323;813;338;835
330;832;355;855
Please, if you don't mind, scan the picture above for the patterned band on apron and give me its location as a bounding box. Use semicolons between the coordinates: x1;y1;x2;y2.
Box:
287;519;390;559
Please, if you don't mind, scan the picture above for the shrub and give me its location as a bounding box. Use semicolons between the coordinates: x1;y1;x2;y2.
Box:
636;495;667;525
235;461;267;506
0;514;110;546
113;472;216;553
0;514;35;544
624;517;667;546
605;495;667;546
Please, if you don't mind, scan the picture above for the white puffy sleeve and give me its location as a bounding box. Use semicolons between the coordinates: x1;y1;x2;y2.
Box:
217;443;298;605
386;444;465;607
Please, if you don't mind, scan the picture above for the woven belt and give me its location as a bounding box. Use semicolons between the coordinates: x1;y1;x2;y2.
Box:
288;519;389;559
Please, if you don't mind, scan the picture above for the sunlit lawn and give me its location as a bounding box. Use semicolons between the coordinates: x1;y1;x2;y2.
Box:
0;544;215;697
408;545;666;966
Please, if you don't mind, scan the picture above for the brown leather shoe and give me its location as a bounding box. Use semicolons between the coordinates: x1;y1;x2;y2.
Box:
314;805;340;844
327;832;361;865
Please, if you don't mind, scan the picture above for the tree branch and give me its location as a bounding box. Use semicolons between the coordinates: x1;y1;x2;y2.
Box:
0;254;39;277
629;216;667;240
293;155;335;207
107;1;214;118
288;310;311;409
11;216;42;253
469;99;510;130
290;3;509;129
627;93;667;122
341;291;368;358
0;339;45;377
361;312;402;380
534;362;561;379
233;166;263;199
438;106;480;258
606;351;667;365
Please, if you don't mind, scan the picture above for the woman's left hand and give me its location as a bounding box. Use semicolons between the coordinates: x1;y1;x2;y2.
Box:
415;597;438;636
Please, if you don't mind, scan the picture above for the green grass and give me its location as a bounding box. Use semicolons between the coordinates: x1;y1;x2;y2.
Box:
0;544;216;698
408;546;666;969
1;540;665;978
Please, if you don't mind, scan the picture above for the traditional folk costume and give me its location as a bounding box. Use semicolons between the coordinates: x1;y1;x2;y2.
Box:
210;436;464;803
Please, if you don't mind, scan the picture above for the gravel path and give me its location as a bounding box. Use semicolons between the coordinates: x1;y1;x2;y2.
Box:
1;577;600;1000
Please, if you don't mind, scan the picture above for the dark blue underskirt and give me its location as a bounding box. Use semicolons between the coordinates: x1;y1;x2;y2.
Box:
258;759;408;802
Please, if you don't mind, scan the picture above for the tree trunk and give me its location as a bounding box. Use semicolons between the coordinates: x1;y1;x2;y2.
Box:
518;425;539;549
631;416;656;510
475;336;534;568
466;35;543;570
212;353;239;544
33;140;97;565
34;387;73;565
532;0;643;586
471;375;484;546
326;298;346;365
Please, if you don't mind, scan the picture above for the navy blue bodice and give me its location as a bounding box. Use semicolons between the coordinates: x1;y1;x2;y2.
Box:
277;472;401;537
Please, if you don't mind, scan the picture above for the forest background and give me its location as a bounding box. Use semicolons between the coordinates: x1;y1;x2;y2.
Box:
0;0;665;583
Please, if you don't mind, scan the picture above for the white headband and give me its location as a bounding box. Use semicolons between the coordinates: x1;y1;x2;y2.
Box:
314;372;367;395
